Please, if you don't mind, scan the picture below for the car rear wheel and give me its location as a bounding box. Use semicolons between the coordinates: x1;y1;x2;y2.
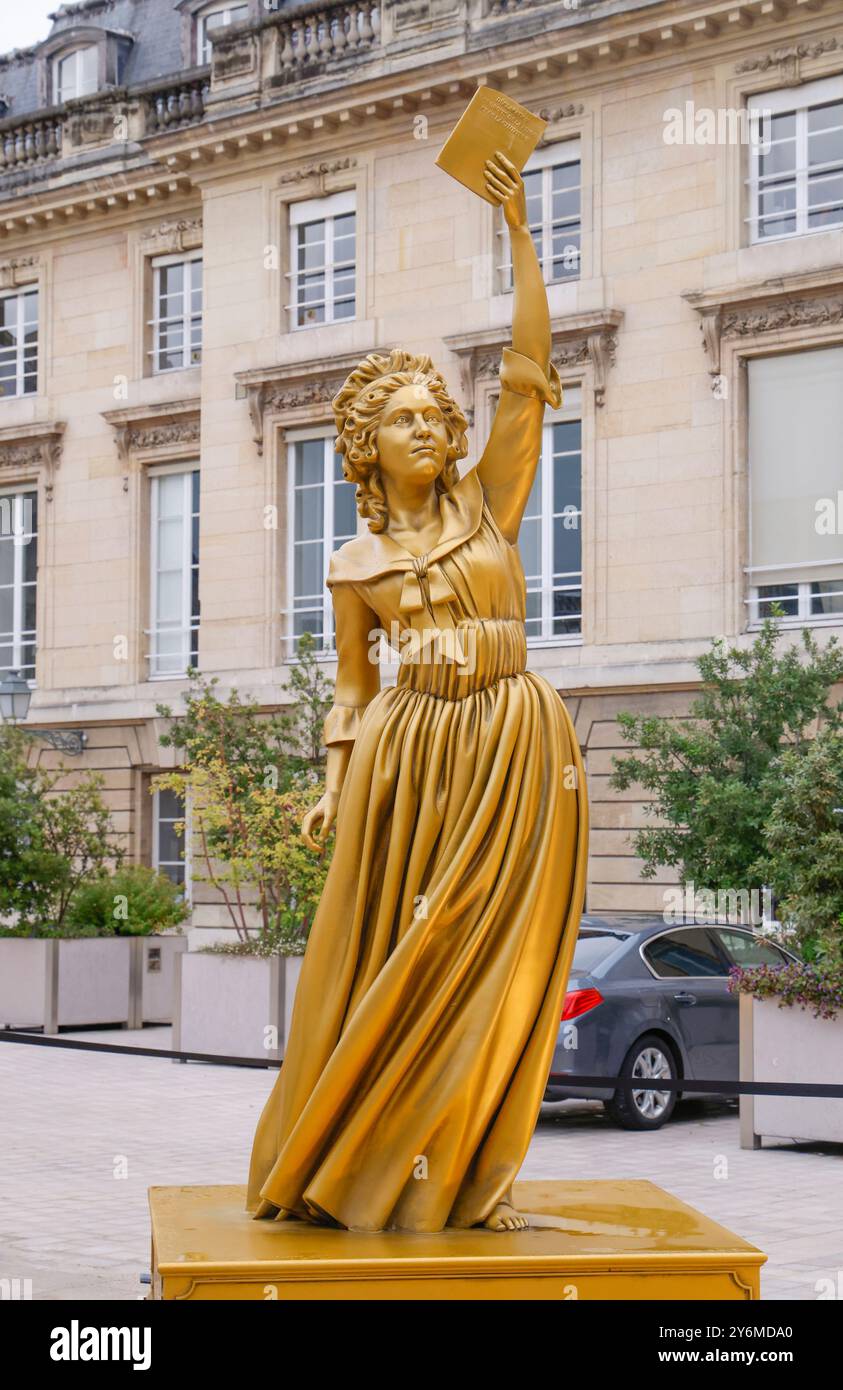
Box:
605;1034;678;1130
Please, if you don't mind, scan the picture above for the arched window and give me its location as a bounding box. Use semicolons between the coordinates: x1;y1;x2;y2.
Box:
53;45;98;104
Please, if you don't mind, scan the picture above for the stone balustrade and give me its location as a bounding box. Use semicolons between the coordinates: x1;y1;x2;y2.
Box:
144;79;210;135
0;113;63;171
274;2;381;74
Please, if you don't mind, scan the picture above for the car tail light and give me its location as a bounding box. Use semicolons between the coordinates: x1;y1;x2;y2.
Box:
561;987;604;1021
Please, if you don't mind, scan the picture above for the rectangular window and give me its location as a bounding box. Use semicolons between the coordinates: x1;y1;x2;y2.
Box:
152;786;189;896
748;76;843;242
500;140;581;290
198;4;249;64
519;394;582;643
0;490;37;680
53;45;98;104
149;254;202;373
288;190;356;328
746;347;843;625
0;288;38;398
149;469;200;678
286;436;356;656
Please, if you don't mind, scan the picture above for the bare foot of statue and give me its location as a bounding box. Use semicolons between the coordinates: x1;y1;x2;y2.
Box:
483;1202;530;1231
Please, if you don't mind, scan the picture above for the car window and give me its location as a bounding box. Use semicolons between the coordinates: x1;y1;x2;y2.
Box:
643;928;729;978
711;928;789;968
573;933;629;972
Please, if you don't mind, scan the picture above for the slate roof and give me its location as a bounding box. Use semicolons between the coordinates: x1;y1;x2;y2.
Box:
0;0;196;117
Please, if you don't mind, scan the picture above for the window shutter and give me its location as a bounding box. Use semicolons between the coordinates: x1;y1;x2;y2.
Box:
748;346;843;584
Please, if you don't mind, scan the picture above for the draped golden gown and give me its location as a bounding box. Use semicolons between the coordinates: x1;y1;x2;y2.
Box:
246;346;589;1232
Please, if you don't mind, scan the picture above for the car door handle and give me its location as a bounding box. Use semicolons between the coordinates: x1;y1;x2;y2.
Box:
673;992;697;1004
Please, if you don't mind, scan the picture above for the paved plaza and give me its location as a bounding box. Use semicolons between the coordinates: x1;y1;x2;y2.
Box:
3;1027;841;1302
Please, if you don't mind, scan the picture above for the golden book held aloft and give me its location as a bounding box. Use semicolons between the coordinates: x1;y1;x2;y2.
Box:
435;87;547;203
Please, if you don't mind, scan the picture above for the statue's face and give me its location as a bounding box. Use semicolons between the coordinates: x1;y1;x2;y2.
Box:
376;385;448;488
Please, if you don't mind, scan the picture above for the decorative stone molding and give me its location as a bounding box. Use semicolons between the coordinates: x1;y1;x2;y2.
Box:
722;296;843;336
735;35;841;82
445;310;624;408
0;254;38;289
211;30;258;86
139;217;202;256
66;99;127;151
101;399;201;475
684;271;843;379
278;157;356;187
0;421;65;499
392;0;460;32
234;351;374;454
537;103;585;124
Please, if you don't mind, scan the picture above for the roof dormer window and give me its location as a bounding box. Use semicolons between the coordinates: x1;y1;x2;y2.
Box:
197;4;249;65
53;45;98;104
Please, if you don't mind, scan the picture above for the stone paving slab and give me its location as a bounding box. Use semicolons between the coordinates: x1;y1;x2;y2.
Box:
2;1027;841;1302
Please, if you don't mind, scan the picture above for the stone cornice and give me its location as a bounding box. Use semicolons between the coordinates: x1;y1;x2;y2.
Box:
234;351;373;453
683;270;843;374
0;420;66;498
102;397;201;466
444;309;624;406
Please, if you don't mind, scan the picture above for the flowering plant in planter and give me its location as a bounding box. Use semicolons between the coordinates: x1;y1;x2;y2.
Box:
728;955;843;1022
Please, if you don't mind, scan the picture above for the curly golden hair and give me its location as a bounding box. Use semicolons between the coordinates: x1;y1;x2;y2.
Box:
331;348;469;534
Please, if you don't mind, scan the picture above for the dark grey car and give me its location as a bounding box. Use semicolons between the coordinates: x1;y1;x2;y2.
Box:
543;913;798;1129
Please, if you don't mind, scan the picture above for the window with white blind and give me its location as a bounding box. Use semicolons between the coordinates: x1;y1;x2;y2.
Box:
148;468;200;678
286;436;357;657
499;140;581;290
152;786;190;897
288;191;356;328
150;254;202;373
0;490;37;681
747;347;843;625
198;3;249;64
518;389;583;643
748;76;843;242
53;46;98;104
0;288;38;398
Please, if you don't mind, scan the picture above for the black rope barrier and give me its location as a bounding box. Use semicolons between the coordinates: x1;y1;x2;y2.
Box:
2;1028;843;1097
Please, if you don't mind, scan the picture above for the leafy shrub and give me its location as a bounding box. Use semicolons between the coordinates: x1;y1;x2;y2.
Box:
64;866;188;938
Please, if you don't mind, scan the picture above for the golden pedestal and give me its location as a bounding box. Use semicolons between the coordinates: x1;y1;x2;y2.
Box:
148;1180;765;1300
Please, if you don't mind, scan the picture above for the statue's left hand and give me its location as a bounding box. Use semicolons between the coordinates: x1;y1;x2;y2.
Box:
484;150;528;232
301;789;340;853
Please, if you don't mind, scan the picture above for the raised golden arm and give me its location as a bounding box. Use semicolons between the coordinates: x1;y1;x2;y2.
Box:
477;151;561;542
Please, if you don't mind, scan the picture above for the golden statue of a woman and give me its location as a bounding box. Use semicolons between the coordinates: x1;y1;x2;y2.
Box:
246;151;588;1234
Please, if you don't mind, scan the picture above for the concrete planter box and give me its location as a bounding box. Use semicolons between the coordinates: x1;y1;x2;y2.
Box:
0;934;186;1032
173;951;303;1062
740;994;843;1147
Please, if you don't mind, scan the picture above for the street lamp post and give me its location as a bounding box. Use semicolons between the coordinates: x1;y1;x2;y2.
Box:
0;670;88;756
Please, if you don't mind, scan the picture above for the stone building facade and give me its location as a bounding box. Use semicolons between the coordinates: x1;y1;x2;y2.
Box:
0;0;841;937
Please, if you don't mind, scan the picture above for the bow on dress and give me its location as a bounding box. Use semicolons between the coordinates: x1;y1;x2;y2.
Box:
397;556;467;665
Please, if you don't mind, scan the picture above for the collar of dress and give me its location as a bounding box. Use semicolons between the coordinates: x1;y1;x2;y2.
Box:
326;466;484;589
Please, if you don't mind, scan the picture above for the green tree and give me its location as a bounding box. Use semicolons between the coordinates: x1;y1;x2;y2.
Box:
609;618;843;899
154;633;334;952
0;724;122;934
754;724;843;968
